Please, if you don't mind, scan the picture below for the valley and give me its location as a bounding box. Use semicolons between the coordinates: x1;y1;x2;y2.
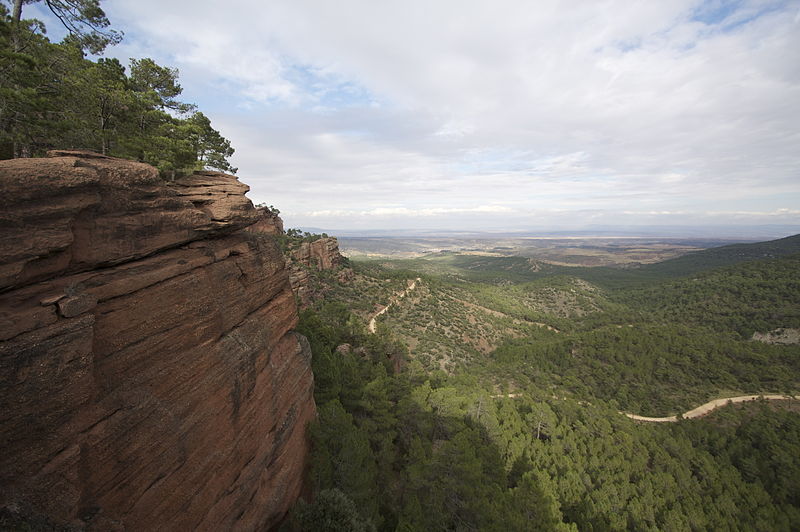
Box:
289;231;800;530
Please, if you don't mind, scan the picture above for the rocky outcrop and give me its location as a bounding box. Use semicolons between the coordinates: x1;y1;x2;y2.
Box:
287;265;314;308
291;238;344;271
0;152;315;530
752;328;800;345
248;207;284;236
287;237;352;309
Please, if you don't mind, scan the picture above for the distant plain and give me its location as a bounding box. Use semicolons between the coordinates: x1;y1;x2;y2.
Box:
339;236;747;267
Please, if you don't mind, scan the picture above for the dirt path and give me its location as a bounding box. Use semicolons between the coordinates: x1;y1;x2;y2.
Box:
368;278;421;333
625;394;796;423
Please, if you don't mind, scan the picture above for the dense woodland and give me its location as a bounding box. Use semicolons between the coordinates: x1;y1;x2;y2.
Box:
282;236;800;531
0;1;236;175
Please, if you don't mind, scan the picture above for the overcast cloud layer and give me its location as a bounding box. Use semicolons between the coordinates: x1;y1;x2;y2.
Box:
90;1;800;232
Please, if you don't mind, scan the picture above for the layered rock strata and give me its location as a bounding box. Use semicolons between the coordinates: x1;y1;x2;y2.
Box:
290;238;344;271
287;237;352;309
0;152;315;530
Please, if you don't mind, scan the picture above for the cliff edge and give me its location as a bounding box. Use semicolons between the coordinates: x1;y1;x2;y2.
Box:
0;151;315;530
286;237;353;309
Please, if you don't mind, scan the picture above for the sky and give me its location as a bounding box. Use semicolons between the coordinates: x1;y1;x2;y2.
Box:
28;0;800;234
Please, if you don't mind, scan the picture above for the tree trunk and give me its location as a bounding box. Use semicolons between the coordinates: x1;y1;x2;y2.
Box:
11;0;24;52
100;116;107;154
12;0;23;23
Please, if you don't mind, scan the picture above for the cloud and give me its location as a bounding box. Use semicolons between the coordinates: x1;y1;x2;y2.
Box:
96;0;800;232
304;205;514;218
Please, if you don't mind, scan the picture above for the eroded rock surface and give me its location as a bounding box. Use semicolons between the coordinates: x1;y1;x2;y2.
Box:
291;238;344;271
286;237;352;308
0;152;315;531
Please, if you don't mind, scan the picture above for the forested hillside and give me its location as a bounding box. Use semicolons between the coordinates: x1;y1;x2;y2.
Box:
0;3;235;175
639;233;800;277
283;236;800;531
621;253;800;337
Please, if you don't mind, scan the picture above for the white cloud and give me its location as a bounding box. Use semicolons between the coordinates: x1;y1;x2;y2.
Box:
99;0;800;232
304;205;514;218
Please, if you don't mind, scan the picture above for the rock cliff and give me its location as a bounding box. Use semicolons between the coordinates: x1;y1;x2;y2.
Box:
287;237;353;309
290;238;344;271
0;151;315;530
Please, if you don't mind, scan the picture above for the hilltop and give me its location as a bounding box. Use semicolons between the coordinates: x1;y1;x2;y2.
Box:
639;233;800;277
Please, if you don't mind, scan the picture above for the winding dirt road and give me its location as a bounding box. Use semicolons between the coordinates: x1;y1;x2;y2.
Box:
625;394;796;423
368;278;421;333
364;282;797;421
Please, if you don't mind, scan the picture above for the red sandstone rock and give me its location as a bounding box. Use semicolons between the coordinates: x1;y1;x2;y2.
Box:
335;343;353;355
0;152;259;291
285;237;353;309
0;153;315;530
290;237;344;270
247;207;285;235
337;267;355;284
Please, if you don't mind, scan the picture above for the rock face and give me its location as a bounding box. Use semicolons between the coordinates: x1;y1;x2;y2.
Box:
0;152;315;530
291;238;344;271
248;207;284;236
287;237;352;309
